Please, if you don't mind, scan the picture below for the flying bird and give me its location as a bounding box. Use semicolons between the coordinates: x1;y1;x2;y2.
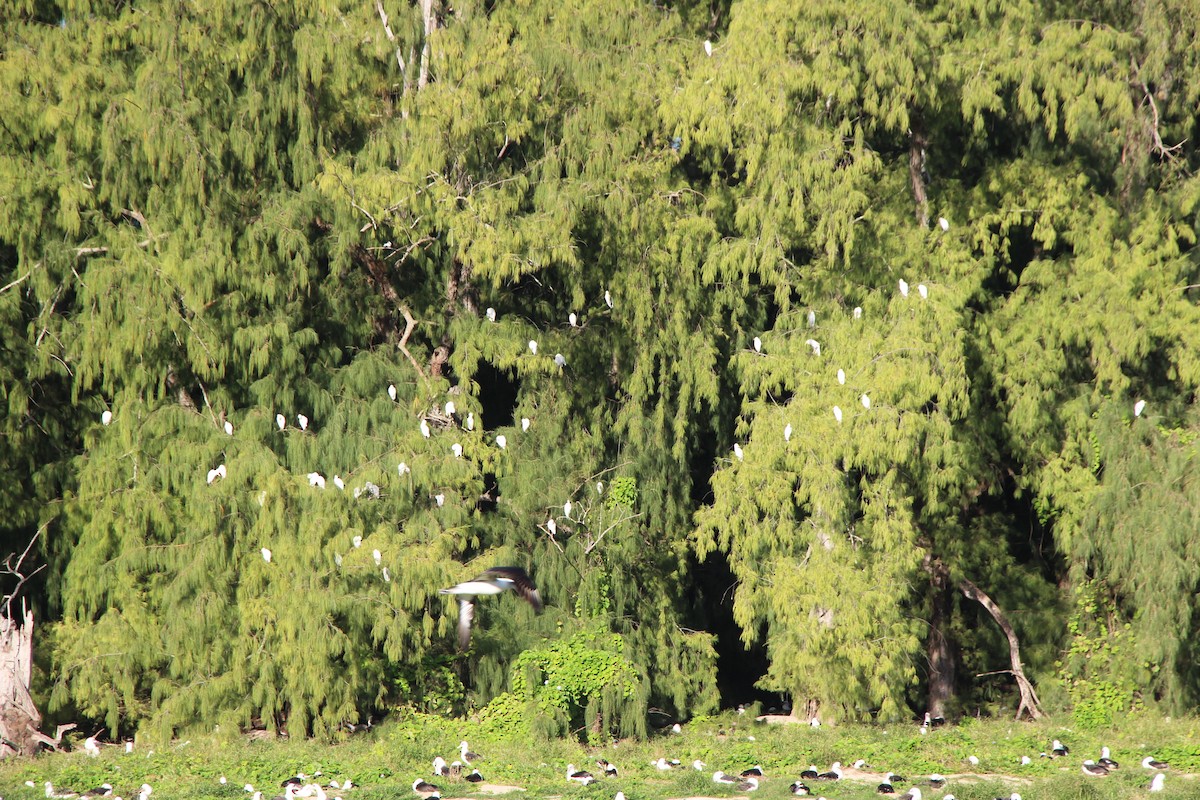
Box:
440;567;543;650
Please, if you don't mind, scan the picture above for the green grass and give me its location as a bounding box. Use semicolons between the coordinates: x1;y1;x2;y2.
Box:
2;713;1198;800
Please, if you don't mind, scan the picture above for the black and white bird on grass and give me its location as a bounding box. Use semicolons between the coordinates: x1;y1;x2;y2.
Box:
877;772;904;793
928;774;947;788
898;788;923;800
740;765;765;778
1143;756;1169;770
465;769;484;783
816;762;843;781
567;764;596;785
1051;739;1069;757
790;782;811;796
439;566;544;650
1098;747;1118;769
459;740;482;764
993;793;1021;800
596;759;618;777
736;777;760;792
1081;760;1110;777
80;784;114;798
799;767;819;780
413;778;441;797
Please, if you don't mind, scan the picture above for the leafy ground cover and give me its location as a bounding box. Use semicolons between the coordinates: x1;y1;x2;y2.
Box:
2;713;1197;800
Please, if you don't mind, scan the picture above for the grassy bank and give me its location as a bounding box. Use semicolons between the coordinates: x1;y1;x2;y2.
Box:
3;713;1198;800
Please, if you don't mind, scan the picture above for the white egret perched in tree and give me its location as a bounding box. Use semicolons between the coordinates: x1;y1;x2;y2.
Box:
276;413;286;430
898;279;910;298
440;566;543;650
833;406;843;424
398;462;410;476
703;40;713;56
207;464;226;484
546;518;557;535
420;419;431;438
333;475;345;490
564;501;573;517
307;472;326;488
388;384;397;401
352;535;363;548
528;340;538;355
753;336;762;353
733;443;744;461
569;312;578;326
224;420;234;435
297;414;308;431
554;353;567;368
435;493;445;506
939;217;950;231
445;400;456;416
861;394;871;409
1134;399;1147;417
451;442;463;457
918;284;929;299
373;549;382;566
784;423;793;442
466;412;475;430
102;410;113;426
495;434;507;449
261;548;272;563
853;306;863;319
522;417;530;431
837;368;846;384
805;338;821;356
604;290;613;308
486;307;496;322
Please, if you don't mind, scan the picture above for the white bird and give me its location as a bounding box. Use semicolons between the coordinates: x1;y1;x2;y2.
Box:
899;279;910;297
714;772;736;784
101;410;113;426
784;423;793;442
837;368;845;384
220;777;227;785
918;284;928;299
373;549;382;566
546;518;557;535
333;475;345;490
460;740;482;763
528;340;538;355
733;443;744;461
805;338;821;356
466;412;475;430
1150;773;1165;792
138;784;153;800
703;39;713;57
276;413;286;430
486;307;496;322
808;310;817;327
564;501;573;517
1142;756;1168;770
433;757;448;777
207;464;227;484
596;481;604;494
496;435;507;449
833;406;843;423
968;756;979;766
297;414;309;431
521;417;530;431
861;394;871;409
693;760;707;770
753;336;762;353
435;493;445;506
1134;399;1146;417
412;778;440;797
567;765;595;785
1081;760;1109;777
335;553;343;566
1020;756;1032;766
554;353;566;368
398;462;410;476
388;384;397;401
224;420;234;435
616;793;626;800
440;567;543;649
899;788;922;800
420;419;431;438
569;312;578;326
671;722;682;733
939;217;950;231
308;472;326;489
604;290;613;308
261;548;272;563
445;401;457;416
126;741;134;753
451;443;463;458
853;306;863;319
655;758;674;771
382;567;391;582
84;736;101;756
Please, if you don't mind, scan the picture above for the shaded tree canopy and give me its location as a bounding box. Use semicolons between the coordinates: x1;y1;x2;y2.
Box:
0;0;1197;738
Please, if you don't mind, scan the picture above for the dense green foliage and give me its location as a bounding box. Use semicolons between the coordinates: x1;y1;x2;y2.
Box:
1;0;1198;739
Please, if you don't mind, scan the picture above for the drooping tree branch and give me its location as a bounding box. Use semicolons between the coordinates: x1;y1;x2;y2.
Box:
958;577;1044;720
908;114;929;229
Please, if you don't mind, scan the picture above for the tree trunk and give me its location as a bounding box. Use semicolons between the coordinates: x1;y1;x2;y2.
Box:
926;564;955;720
908;114;929;229
958;578;1044;720
0;604;45;757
